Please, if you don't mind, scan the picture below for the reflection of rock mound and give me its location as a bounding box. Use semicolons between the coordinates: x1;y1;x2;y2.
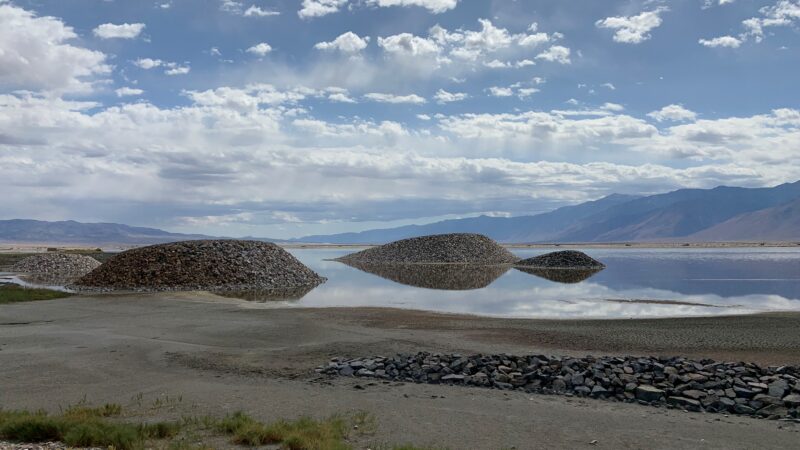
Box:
74;240;325;292
515;267;602;284
341;260;510;290
516;250;604;269
335;233;519;265
12;253;101;285
213;285;316;302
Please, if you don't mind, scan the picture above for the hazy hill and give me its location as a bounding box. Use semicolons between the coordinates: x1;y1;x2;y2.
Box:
0;219;213;245
689;198;800;241
294;194;639;244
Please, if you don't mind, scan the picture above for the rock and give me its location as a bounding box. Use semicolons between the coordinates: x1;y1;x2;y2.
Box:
734;404;756;415
758;404;789;418
442;374;465;382
73;240;326;293
339;366;354;376
11;252;101;285
591;385;609;397
783;394;800;407
635;385;664;402
515;251;605;270
769;380;789;398
668;397;701;411
334;233;519;265
682;390;707;400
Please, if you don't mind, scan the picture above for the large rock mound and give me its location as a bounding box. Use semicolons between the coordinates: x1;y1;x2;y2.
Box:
11;253;101;284
335;233;519;265
516;250;604;269
73;240;325;292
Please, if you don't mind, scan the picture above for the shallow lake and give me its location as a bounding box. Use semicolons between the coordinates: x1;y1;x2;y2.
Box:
279;247;800;319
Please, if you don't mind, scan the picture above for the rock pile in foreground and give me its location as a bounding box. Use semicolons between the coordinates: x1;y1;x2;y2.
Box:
517;250;605;269
318;352;800;420
73;240;325;292
335;234;519;265
11;253;101;284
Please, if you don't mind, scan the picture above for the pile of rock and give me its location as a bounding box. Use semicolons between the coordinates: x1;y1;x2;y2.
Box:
11;253;101;284
318;352;800;420
516;250;605;269
73;240;325;292
340;260;509;290
335;234;519;265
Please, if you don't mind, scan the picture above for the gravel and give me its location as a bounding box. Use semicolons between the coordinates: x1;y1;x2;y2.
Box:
10;253;101;285
335;234;519;265
72;240;325;292
516;250;605;269
319;352;800;421
339;260;510;290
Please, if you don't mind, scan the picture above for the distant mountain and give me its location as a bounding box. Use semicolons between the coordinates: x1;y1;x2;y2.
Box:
295;181;800;244
689;198;800;241
293;194;639;244
0;219;215;245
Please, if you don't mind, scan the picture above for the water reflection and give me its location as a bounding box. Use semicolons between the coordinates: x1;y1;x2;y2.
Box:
515;267;602;284
338;260;510;290
213;285;317;302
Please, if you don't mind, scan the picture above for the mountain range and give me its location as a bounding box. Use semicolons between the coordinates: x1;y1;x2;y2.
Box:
2;181;800;245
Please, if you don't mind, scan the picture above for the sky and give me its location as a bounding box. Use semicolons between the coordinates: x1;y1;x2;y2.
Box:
0;0;799;239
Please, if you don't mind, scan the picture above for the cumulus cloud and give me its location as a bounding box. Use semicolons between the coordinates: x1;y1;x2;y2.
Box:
246;42;273;56
0;2;110;94
434;89;467;103
488;86;513;97
699;36;742;48
133;58;191;75
647;104;698;122
596;7;669;44
364;92;426;104
535;46;571;64
315;31;370;53
298;0;348;18
299;0;458;18
93;22;145;39
367;0;458;14
244;5;280;16
115;87;144;97
742;0;800;42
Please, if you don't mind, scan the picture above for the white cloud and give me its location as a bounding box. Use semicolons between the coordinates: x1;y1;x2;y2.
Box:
115;87;144;97
517;88;540;98
134;58;163;69
647;104;698;122
367;0;458;14
488;86;513;97
165;66;190;75
93;22;145;39
596;7;669;44
246;42;273;56
602;83;616;90
601;102;625;112
244;5;280;16
378;33;440;56
364;92;426;104
699;36;742;48
417;114;431;120
741;0;800;43
134;58;190;75
315;32;370;53
0;2;110;94
434;89;467;103
298;0;348;18
536;45;571;64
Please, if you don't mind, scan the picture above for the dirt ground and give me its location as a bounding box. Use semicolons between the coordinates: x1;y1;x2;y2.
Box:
1;292;799;449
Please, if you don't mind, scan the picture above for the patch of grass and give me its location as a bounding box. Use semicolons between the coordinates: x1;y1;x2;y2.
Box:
217;412;351;449
0;284;72;304
0;404;181;450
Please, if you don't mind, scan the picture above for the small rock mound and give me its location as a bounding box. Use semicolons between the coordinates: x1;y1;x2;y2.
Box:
335;233;519;265
516;250;604;269
11;253;101;284
73;240;325;292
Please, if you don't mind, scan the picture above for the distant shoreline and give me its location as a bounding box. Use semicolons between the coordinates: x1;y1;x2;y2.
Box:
2;240;800;253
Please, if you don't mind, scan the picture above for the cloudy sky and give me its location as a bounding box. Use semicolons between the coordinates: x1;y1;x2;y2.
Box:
1;0;798;238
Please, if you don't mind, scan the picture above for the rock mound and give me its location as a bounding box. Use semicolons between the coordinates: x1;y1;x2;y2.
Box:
340;260;509;290
11;253;101;285
335;234;518;265
73;240;325;292
516;250;604;269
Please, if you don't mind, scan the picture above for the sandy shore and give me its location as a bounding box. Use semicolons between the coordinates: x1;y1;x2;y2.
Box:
1;292;799;449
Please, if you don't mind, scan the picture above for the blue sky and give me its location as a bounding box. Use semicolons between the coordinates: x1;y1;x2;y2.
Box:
1;0;799;238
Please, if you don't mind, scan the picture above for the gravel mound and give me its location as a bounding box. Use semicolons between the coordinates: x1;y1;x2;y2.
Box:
515;267;602;284
340;260;509;290
11;253;101;285
335;234;519;265
516;250;604;269
73;240;325;292
319;352;800;420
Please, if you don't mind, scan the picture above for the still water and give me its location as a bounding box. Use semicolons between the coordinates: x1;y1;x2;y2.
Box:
278;248;800;319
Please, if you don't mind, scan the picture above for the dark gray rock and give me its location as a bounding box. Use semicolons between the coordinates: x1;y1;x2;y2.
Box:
635;385;664;402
